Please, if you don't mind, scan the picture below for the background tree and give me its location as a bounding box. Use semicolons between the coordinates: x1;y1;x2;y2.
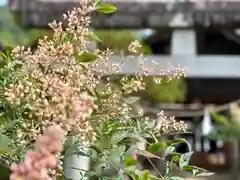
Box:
0;6;50;46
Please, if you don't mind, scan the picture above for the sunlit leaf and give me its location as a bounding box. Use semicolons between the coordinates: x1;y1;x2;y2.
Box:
96;3;118;14
133;173;140;180
134;170;162;180
147;142;166;153
179;152;193;170
211;111;229;125
141;170;149;180
165;139;187;146
168;177;184;180
165;146;175;155
89;31;103;43
5;46;12;58
76;52;98;62
195;172;214;176
0;52;6;59
171;155;180;163
124;157;137;168
184;165;214;177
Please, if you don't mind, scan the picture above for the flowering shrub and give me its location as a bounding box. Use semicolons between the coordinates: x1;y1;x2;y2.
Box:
0;0;213;180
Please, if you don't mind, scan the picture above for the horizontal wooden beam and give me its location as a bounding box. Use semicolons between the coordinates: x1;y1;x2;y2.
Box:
105;55;240;78
8;0;240;28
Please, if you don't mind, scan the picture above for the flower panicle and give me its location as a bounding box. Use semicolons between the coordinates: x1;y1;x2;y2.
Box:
156;111;188;133
10;125;66;180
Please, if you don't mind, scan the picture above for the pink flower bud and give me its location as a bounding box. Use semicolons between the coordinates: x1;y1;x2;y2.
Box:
10;163;18;172
132;154;137;159
48;141;62;153
10;125;66;180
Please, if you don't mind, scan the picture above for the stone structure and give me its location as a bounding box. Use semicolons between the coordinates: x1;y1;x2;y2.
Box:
8;0;240;28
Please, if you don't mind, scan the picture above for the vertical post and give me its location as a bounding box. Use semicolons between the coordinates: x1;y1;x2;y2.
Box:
64;137;91;180
171;29;196;56
230;104;240;180
191;99;201;152
232;140;239;180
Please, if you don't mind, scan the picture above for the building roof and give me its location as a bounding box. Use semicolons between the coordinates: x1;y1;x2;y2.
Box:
8;0;240;28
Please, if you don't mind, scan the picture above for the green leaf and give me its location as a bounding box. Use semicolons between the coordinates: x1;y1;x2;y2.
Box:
96;2;118;14
0;52;6;59
196;172;214;176
77;52;98;62
5;46;12;58
0;134;12;154
184;166;214;177
149;177;161;180
136;150;160;159
0;112;6;125
179;152;193;170
166;139;192;153
110;131;128;145
123;96;140;104
89;31;103;42
84;171;97;178
141;170;149;180
165;146;175;155
165;139;187;146
171;155;181;163
168;177;184;180
116;145;126;156
124;157;137;168
134;170;161;180
95;0;101;5
165;162;172;176
116;176;123;180
211;111;229;125
133;174;140;180
109;145;126;165
147;142;166;153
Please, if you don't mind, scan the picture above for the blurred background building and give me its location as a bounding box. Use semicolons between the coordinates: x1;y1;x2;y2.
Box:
3;0;240;179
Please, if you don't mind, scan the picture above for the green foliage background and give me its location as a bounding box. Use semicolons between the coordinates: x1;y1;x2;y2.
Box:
0;6;50;46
